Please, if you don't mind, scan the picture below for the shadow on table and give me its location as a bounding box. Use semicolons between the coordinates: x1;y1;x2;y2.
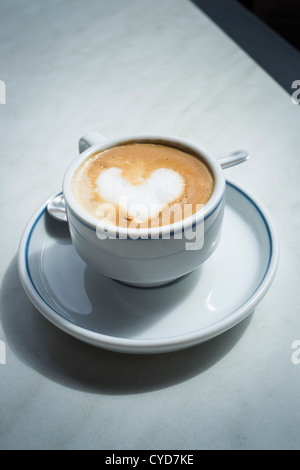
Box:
1;254;253;395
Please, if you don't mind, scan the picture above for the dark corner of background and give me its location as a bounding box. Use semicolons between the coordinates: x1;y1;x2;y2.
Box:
190;0;300;95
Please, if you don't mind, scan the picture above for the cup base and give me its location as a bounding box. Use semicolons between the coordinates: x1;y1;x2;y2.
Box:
114;275;183;288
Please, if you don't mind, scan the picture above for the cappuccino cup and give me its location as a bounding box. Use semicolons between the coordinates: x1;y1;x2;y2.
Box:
63;132;226;287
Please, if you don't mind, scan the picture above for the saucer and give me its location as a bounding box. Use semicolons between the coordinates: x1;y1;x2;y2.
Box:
18;181;279;354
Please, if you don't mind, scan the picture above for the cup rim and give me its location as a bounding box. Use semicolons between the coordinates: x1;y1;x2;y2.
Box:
62;134;226;238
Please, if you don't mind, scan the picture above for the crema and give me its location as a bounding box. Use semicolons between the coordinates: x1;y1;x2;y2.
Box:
71;143;214;228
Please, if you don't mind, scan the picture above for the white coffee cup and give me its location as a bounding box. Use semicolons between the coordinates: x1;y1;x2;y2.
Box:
63;132;226;287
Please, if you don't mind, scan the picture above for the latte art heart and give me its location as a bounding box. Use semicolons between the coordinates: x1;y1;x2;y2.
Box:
71;143;214;228
97;167;185;222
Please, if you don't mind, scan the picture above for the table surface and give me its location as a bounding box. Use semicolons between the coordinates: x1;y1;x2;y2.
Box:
1;0;300;450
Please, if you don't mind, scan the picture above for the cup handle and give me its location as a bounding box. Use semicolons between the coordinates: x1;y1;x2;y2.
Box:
78;132;107;154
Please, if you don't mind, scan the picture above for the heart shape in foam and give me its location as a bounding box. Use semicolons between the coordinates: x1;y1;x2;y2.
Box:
96;167;184;222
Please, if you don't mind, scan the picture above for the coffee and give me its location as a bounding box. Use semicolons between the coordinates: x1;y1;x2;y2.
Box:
71;142;214;228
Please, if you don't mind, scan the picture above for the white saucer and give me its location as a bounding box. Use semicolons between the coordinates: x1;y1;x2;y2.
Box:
18;181;279;354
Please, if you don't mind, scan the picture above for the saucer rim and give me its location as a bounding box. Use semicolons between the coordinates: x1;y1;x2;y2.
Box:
17;180;279;354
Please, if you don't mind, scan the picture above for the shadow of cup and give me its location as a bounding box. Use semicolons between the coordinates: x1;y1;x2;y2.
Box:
1;254;253;395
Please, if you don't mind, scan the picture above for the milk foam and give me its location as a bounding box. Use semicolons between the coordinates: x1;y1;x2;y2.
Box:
72;143;214;228
97;167;184;222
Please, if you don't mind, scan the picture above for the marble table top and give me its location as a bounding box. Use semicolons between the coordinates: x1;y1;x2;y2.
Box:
0;0;299;450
